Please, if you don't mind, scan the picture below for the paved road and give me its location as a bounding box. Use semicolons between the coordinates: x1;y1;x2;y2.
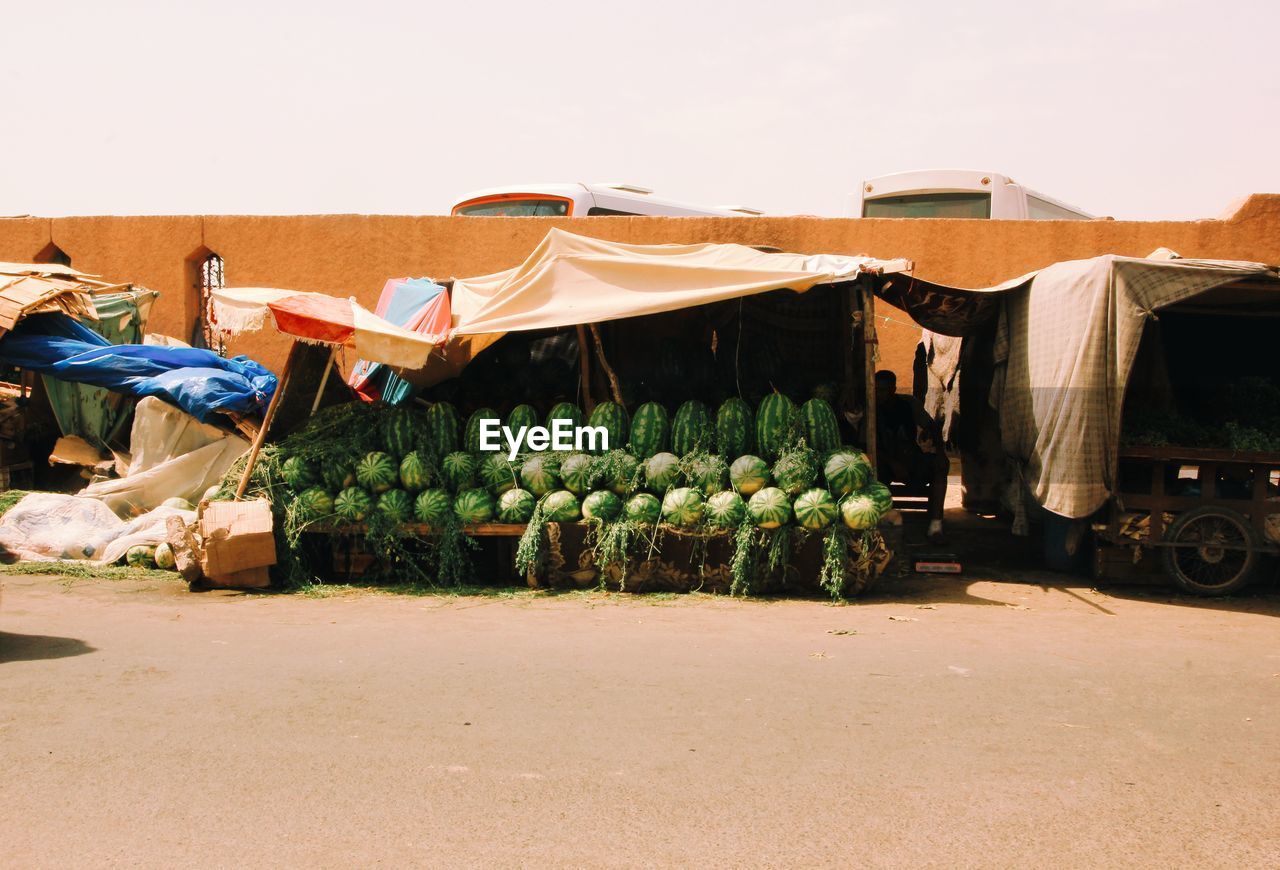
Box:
2;572;1278;868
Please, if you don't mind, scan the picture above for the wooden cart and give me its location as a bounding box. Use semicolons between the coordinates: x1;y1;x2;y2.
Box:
1094;445;1280;595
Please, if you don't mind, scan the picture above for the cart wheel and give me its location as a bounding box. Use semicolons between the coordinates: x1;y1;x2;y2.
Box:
1160;506;1263;596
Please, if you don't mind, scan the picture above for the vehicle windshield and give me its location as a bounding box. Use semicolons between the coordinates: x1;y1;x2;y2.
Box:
863;192;991;219
455;198;570;216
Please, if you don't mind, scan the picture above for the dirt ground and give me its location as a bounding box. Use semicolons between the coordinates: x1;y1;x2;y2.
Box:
2;562;1279;869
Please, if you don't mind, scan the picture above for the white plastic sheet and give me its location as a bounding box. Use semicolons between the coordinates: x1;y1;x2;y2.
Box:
0;492;195;565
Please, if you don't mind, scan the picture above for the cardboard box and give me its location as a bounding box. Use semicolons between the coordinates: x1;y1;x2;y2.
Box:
204;565;272;589
200;498;276;578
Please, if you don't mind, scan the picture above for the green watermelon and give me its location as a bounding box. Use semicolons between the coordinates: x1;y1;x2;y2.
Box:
604;450;640;496
729;455;770;496
479;453;521;495
705;491;747;529
772;447;818;496
454;488;495;524
295;486;334;520
505;403;540;435
863;481;894;513
793;487;838;530
497;488;536;523
382;406;420;457
281;456;318;490
628;402;670;459
747;487;792;529
687;454;729;496
161;497;195;511
464;407;503;453
625;493;661;524
643;452;682;494
399;451;430;492
125;544;156;568
661;487;704;527
840;492;884;530
715;397;755;457
414;488;452;525
376;488;413;523
799;398;841;453
520;454;562;497
356;451;397;494
559;453;596;496
545;402;584;430
334;487;373;523
587;402;629;453
542;490;582;523
824;450;871;496
424;402;461;457
441;451;477;493
321;462;355;492
582;490;623;522
154;542;176;570
756;392;797;460
672;400;713;456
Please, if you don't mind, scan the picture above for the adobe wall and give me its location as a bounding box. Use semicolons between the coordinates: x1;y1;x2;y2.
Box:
3;194;1279;385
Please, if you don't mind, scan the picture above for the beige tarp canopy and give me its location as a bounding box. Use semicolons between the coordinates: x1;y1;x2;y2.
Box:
887;254;1280;520
0;262;110;338
407;228;910;384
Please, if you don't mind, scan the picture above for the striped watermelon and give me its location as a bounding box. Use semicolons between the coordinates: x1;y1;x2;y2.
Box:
154;542;176;570
824;450;871;496
705;491;746;529
454;488;495;524
464;407;503;453
334;487;373;523
545;402;584;430
643;452;682;494
715;398;755;457
414;488;452;525
729;455;770;496
582;490;623;522
125;544;156;568
604;450;640;496
628;402;670;459
559;453;596;496
382;407;420;457
295;487;334;520
747;487;792;528
661;487;704;527
376;488;413;523
772;448;818;496
505;403;539;434
755;392;797;460
424;402;461;457
863;481;894;514
687;454;729;496
520;454;562;497
281;456;317;491
497;488;536;523
321;462;355;492
479;453;521;495
840;492;884;530
625;493;661;524
542;490;582;523
672;400;712;456
587;402;629;453
441;451;478;493
356;451;398;494
399;451;430;492
793;488;837;530
799;398;841;453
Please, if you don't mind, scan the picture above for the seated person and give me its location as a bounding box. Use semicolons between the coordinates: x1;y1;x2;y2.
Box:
874;370;949;541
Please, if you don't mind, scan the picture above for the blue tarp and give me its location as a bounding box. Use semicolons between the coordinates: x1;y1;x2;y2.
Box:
0;313;276;424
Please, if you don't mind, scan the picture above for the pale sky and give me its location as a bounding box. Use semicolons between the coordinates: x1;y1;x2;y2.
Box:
5;0;1278;220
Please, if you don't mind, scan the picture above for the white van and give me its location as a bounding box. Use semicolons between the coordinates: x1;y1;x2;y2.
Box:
856;169;1092;220
451;183;764;217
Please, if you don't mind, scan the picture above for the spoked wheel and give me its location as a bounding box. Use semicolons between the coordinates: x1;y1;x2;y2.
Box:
1160;506;1262;596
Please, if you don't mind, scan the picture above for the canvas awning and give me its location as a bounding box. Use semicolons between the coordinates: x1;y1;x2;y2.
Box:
0;261;115;338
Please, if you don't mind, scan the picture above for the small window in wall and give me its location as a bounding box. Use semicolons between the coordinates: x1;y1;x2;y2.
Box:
193;250;226;354
35;242;71;267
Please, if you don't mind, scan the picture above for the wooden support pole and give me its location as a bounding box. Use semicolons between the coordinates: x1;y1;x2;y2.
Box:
235;341;300;499
588;322;624;406
309;345;338;416
576;324;595;411
861;285;878;471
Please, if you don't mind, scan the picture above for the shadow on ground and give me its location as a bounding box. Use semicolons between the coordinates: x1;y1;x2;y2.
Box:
0;632;96;664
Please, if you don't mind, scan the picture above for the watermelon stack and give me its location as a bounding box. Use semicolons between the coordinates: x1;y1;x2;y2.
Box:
629;402;670;459
755;392;797;460
793;488;837;530
672;400;713;456
715;398;754;457
454;488;496;524
824;450;871;496
424;402;461;457
747;487;792;529
729;455;770;496
295;487;334;520
356;452;398;494
376;489;414;523
382;407;421;457
625;493;661;524
414;489;452;525
586;402;629;453
442;451;478;493
506;404;540;434
520;455;562;498
661;487;704;528
543;490;582;523
582;490;623;522
643;452;682;494
281;456;318;491
497;488;536;523
706;491;746;529
799;398;841;453
559;453;596;496
546;402;584;431
464;407;503;453
399;451;430;492
335;487;373;523
479;453;521;495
